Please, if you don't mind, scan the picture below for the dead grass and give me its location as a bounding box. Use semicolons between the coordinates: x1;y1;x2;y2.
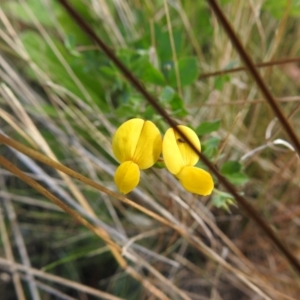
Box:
0;0;300;299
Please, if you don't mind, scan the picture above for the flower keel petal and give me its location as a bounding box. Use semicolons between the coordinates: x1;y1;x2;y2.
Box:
163;126;201;174
174;125;201;166
114;161;140;194
177;166;214;196
133;120;162;169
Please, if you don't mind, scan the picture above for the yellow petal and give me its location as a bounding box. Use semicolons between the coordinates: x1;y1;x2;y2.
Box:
114;161;140;194
162;126;201;174
112;118;144;163
177;166;214;196
132;120;162;169
112;119;162;169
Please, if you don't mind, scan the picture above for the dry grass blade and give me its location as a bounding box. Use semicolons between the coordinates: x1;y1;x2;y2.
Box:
0;154;171;300
0;177;40;300
0;207;26;300
0;258;124;300
0;134;274;298
57;0;300;276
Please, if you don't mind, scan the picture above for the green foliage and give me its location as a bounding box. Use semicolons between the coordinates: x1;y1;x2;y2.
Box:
195;120;221;136
202;137;221;159
20;31;106;108
263;0;300;18
3;0;56;26
167;57;199;87
211;190;236;212
220;161;248;186
159;86;187;117
214;74;231;91
155;24;183;62
117;49;165;86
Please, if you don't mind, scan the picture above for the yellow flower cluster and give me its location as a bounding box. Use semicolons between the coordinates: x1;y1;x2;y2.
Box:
112;118;214;195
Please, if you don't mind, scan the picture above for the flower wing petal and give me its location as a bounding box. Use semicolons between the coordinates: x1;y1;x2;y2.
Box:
114;161;140;194
133;120;162;169
112;118;144;163
177;166;214;196
163;127;185;174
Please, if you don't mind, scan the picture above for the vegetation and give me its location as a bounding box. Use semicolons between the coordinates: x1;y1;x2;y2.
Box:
0;0;300;299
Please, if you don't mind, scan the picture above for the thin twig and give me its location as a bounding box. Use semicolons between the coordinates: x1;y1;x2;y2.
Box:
198;56;300;79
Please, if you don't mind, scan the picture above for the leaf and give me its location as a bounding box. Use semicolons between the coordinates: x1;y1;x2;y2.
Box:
211;192;236;212
3;0;56;26
221;161;248;186
195;120;221;135
140;62;165;85
202;137;221;159
225;173;248;186
168;57;199;87
158;87;187;117
159;86;175;102
20;31;106;109
214;74;230;90
220;161;241;174
170;95;188;117
155;25;183;62
263;0;300;18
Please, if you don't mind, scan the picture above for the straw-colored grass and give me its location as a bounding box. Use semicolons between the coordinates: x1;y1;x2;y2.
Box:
0;1;300;299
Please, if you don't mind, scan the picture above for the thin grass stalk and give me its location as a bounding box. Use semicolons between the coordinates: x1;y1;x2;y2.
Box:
0;177;41;300
0;207;26;300
57;0;300;276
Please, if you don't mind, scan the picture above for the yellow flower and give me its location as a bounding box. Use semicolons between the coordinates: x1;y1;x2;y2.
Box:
112;118;162;194
162;126;214;196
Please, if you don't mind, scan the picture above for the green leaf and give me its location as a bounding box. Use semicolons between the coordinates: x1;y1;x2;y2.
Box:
170;94;188;117
220;161;248;185
225;173;248;186
168;57;199;87
195;120;221;135
263;0;300;18
20;31;106;109
158;87;187;117
211;191;236;212
220;161;241;174
155;25;182;62
214;74;230;90
114;104;137;118
159;86;175;102
140;62;165;85
202;137;221;159
99;65;118;80
3;0;57;26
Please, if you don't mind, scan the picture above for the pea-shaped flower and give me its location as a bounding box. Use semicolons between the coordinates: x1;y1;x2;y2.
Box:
163;125;214;196
112;118;162;194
